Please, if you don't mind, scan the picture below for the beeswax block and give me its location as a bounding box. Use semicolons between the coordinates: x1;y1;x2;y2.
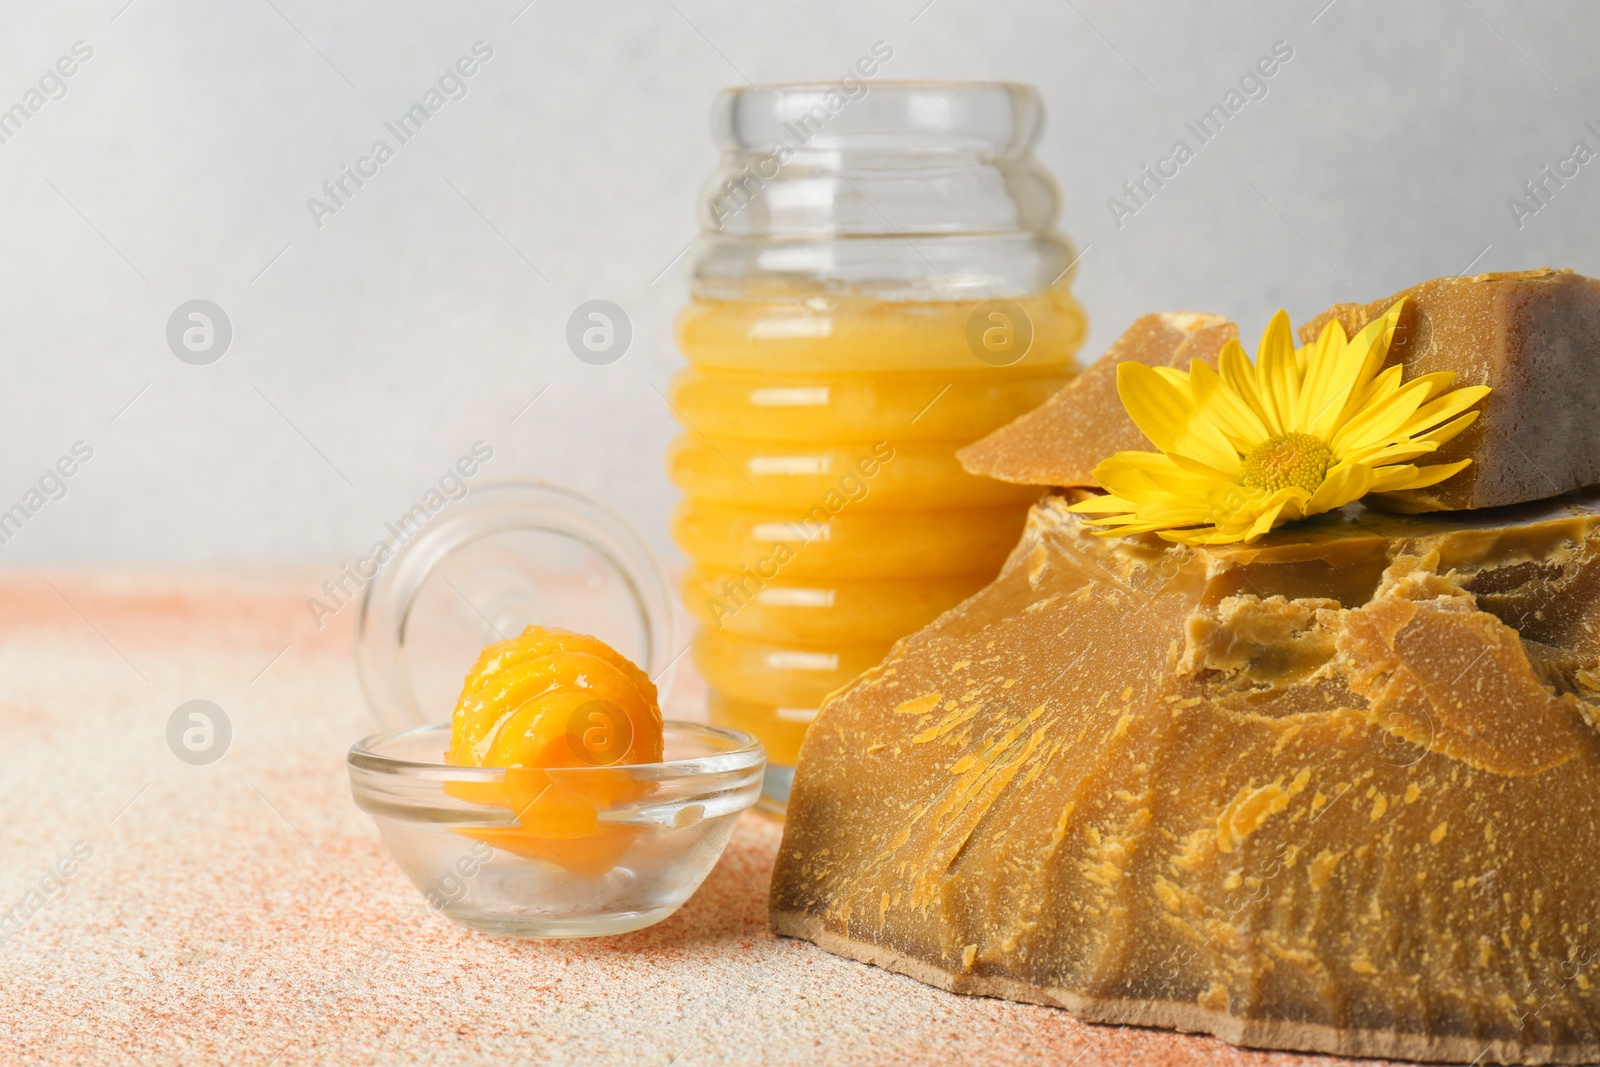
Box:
1303;269;1600;513
772;491;1600;1064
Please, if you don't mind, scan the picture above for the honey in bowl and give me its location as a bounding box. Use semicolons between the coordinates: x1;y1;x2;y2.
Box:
446;626;662;877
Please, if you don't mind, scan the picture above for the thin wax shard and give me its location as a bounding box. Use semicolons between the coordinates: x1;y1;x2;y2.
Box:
771;491;1600;1065
957;312;1236;487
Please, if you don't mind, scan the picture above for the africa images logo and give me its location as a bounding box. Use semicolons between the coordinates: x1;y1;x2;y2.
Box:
305;41;495;229
305;441;494;627
1106;40;1294;229
0;40;94;148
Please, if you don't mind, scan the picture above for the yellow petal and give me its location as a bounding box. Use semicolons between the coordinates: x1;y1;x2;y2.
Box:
1242;490;1299;540
1190;360;1269;447
1067;493;1136;515
1369;458;1472;493
1081;499;1215;526
1350;302;1404;386
1116;363;1240;475
1394;385;1491;441
1116;361;1192;453
1093;450;1231;500
1304;379;1356;440
1330;378;1433;456
1150;365;1190;388
1219;338;1277;436
1091;517;1199;536
1411;409;1480;449
1164;449;1240;478
1297;317;1350;425
1305;461;1372;514
1162;526;1240;545
1348;364;1406;414
1343;439;1440;467
1404;370;1460;402
1393;458;1474;490
1326;301;1405;428
1254;310;1299;435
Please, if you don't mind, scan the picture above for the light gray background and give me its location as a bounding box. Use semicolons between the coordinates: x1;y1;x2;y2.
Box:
1;0;1596;565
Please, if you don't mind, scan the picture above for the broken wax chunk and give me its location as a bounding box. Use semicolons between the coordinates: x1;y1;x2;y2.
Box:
957;313;1236;487
1302;269;1600;513
771;490;1600;1064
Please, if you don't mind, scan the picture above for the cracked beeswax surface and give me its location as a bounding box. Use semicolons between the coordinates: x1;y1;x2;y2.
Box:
771;491;1600;1065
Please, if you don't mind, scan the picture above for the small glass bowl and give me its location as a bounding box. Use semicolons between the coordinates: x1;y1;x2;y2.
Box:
348;722;765;938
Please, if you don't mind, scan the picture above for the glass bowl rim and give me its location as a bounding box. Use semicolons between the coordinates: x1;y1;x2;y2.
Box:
348;720;765;784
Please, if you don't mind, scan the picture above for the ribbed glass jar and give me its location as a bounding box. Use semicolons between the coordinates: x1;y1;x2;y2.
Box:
668;82;1087;812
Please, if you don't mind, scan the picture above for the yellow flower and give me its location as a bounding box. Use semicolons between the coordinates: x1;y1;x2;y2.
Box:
1069;300;1490;545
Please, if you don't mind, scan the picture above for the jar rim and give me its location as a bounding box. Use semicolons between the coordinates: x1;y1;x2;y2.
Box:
712;80;1043;153
724;78;1036;94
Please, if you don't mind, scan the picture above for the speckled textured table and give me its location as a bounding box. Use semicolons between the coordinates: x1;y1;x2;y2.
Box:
0;569;1401;1066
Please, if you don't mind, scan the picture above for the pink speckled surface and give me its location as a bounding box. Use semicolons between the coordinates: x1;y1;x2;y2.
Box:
0;570;1404;1066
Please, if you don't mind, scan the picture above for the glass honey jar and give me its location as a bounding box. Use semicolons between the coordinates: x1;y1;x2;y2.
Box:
669;82;1087;811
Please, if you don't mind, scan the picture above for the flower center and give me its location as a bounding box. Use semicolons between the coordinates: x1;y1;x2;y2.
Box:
1240;432;1333;496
